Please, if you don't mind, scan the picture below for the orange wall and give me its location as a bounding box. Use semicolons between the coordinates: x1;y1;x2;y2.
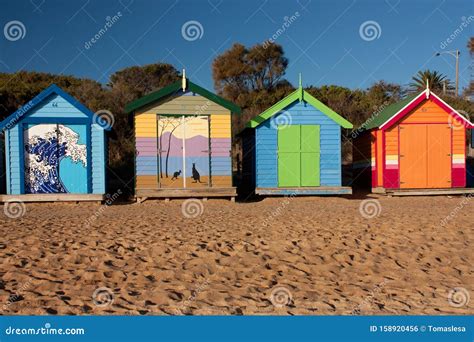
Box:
452;128;466;159
400;99;450;124
372;98;468;189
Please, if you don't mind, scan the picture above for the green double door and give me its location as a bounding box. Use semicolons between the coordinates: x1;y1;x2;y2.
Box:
277;125;320;187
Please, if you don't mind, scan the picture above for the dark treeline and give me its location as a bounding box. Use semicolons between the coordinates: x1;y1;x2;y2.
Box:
1;41;473;185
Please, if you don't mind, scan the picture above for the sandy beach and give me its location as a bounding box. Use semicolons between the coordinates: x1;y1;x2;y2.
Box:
0;194;472;315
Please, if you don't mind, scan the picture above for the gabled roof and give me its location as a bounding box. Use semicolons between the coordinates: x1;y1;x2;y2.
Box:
0;84;97;132
361;94;418;130
247;83;353;129
361;88;474;131
124;78;241;114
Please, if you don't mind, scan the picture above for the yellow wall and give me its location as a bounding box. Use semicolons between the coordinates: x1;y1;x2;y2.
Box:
135;112;157;137
210;114;231;138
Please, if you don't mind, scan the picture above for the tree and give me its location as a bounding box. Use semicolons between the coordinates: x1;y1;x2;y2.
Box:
212;42;289;109
467;37;474;97
108;63;180;104
409;69;453;93
0;71;105;120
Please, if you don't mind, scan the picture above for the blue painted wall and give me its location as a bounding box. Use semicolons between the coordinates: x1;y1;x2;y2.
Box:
255;101;342;188
91;124;106;194
6;125;21;194
3;93;106;195
0;138;4;194
27;94;89;119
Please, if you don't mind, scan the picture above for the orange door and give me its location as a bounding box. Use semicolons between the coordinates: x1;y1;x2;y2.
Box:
399;124;451;189
426;125;451;188
399;124;427;188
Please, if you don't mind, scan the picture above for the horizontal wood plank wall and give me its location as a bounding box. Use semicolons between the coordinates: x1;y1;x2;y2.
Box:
256;121;277;187
371;131;377;187
256;101;342;188
6;123;21;194
91;124;106;194
452;128;466;187
28;94;89;119
141;92;230;116
383;127;399;188
376;130;384;187
400;99;449;124
387;98;467;189
210;114;232;187
0;138;4;194
135;112;158;189
4;93;107;195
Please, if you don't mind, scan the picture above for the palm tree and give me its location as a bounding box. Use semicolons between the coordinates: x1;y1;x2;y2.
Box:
409;70;453;94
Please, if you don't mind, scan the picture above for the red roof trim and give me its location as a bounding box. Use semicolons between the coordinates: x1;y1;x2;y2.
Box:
430;93;474;129
380;91;426;131
381;91;474;131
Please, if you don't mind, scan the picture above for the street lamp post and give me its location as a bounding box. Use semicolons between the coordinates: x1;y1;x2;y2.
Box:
435;50;460;96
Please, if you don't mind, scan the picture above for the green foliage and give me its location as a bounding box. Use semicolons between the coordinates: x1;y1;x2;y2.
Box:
467;37;474;97
0;64;180;194
212;42;289;112
1;41;473;189
409;69;453;93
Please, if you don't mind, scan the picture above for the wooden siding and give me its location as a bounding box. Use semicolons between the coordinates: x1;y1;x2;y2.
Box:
377;97;468;189
6;125;21;194
210;114;232;186
400;99;450;124
383;127;399;188
452;128;466;187
135;112;158;189
139;92;231;116
371;131;377;187
134;110;233;189
376;130;383;187
91;124;106;194
0;138;4;194
28;94;89;119
452;128;465;162
255;101;342;188
4;93;106;195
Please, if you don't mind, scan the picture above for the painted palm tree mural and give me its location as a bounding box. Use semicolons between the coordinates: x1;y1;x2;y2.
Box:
157;115;210;188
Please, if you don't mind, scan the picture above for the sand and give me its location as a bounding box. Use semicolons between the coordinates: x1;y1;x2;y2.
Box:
0;194;472;315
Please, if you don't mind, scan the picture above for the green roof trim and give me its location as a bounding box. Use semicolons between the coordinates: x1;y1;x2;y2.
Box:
361;94;418;130
247;87;353;129
125;79;241;114
303;91;353;128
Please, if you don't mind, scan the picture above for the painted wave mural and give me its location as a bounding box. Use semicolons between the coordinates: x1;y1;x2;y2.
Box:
24;124;87;194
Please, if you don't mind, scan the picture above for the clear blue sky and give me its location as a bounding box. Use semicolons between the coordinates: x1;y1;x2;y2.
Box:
0;0;473;92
